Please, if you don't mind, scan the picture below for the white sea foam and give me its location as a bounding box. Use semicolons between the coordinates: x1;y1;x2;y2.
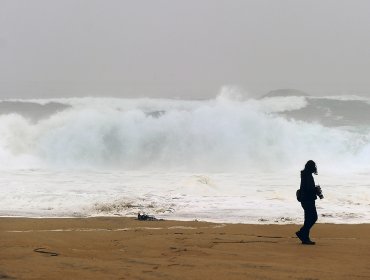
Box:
0;92;369;223
1;93;370;171
0;170;369;224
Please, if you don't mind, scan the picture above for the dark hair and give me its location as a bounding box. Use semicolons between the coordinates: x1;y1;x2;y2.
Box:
303;160;318;175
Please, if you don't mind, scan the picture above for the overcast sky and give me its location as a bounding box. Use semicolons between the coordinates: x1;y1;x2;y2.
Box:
1;0;370;99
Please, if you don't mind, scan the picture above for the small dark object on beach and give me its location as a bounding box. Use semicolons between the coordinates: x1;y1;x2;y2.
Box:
138;213;162;221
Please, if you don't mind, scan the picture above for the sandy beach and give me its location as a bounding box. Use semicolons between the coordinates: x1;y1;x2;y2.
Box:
0;218;369;279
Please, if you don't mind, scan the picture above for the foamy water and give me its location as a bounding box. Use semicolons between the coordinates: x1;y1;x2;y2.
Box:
0;170;369;224
0;91;369;223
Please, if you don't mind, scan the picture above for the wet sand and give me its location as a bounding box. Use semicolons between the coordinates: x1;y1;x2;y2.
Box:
0;218;369;279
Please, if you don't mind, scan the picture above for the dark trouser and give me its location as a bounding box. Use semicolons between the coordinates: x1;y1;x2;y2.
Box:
299;200;318;240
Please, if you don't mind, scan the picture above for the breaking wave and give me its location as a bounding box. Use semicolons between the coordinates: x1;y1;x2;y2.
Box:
1;90;370;171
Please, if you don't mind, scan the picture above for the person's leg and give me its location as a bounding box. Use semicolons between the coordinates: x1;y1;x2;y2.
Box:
299;201;317;240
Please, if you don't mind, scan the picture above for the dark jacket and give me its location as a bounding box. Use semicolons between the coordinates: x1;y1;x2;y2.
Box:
300;170;317;201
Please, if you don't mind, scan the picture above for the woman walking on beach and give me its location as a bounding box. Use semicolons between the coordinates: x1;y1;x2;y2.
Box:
296;160;321;245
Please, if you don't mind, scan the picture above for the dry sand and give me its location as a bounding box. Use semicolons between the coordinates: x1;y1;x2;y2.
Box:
0;218;369;279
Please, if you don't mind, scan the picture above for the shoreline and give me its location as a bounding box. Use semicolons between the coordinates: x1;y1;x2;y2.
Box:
1;215;369;225
1;217;370;279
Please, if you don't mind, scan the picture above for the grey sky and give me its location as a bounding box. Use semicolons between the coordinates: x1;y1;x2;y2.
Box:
1;0;370;99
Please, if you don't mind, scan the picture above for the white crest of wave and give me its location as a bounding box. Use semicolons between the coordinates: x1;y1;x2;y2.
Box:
0;93;369;171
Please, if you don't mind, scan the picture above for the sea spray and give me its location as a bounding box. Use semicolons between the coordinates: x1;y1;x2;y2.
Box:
0;95;370;171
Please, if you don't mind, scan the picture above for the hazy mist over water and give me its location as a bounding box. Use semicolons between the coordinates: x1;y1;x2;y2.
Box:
1;0;370;99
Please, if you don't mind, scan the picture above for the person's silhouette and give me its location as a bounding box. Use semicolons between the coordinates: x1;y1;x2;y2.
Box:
296;160;319;245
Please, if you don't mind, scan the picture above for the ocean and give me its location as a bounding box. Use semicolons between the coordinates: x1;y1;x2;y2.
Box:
0;91;370;223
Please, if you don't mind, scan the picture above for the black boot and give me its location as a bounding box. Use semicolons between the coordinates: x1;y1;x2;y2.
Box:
295;231;306;242
296;231;316;245
302;239;316;245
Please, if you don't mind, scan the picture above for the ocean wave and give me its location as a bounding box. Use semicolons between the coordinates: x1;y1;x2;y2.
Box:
0;92;370;171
